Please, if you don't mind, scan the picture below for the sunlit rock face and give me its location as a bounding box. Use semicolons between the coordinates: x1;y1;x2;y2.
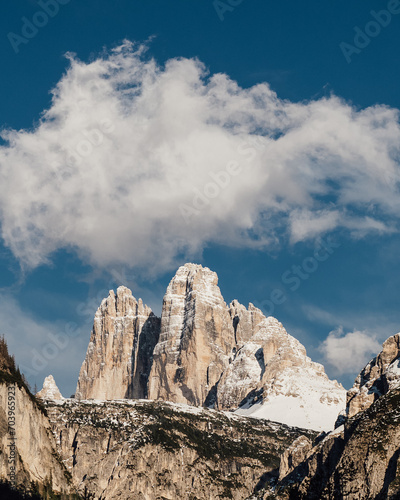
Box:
76;264;345;431
148;263;236;406
148;263;345;431
346;333;400;418
76;286;160;401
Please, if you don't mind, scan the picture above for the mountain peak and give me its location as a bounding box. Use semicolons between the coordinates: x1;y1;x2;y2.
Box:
76;288;160;401
77;264;346;431
173;263;218;285
36;375;64;401
346;332;400;418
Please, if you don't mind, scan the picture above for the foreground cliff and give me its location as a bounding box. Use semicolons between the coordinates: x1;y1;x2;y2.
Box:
346;332;400;418
0;338;76;498
275;385;400;499
45;398;317;500
76;263;345;431
273;332;400;499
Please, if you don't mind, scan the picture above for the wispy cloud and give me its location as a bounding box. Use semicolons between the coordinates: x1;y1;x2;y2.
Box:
0;294;86;394
0;41;399;274
318;326;382;376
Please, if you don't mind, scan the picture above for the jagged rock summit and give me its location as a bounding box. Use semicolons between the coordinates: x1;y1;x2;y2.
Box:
36;375;64;401
76;263;345;431
148;263;237;407
224;317;345;431
76;286;160;401
346;332;400;418
276;332;400;499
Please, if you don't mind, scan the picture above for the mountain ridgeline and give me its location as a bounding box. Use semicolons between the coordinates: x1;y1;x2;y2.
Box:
74;263;345;431
3;263;400;499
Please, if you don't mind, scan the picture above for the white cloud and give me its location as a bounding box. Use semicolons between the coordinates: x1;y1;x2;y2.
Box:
319;326;382;375
290;210;394;243
0;41;400;273
290;209;341;243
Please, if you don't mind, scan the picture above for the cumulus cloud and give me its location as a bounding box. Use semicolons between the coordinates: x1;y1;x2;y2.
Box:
319;327;382;375
0;41;400;273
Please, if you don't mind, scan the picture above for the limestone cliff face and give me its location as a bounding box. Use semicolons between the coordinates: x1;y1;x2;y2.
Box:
277;385;400;499
217;316;311;409
76;286;160;401
45;398;316;500
275;333;400;499
0;382;72;496
229;299;266;344
346;332;400;418
148;264;236;406
278;435;313;480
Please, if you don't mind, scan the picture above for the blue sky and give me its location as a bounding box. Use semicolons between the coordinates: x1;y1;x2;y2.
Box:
0;0;400;396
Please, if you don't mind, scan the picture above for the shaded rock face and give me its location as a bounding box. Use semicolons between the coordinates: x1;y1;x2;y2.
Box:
346;333;400;418
278;435;313;480
148;264;237;406
36;375;64;401
0;383;72;496
76;286;160;401
277;386;400;500
45;398;317;500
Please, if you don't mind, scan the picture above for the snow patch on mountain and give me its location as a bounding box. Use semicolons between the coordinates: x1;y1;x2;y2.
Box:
235;366;346;431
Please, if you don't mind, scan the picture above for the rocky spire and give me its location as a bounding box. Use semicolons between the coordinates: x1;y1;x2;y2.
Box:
75;286;160;400
228;300;266;344
147;263;236;406
36;375;64;401
346;333;400;418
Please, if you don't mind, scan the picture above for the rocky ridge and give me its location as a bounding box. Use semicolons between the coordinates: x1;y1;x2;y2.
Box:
271;334;400;499
0;337;75;498
75;263;345;431
221;317;345;431
275;385;400;499
45;398;317;500
346;332;400;418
